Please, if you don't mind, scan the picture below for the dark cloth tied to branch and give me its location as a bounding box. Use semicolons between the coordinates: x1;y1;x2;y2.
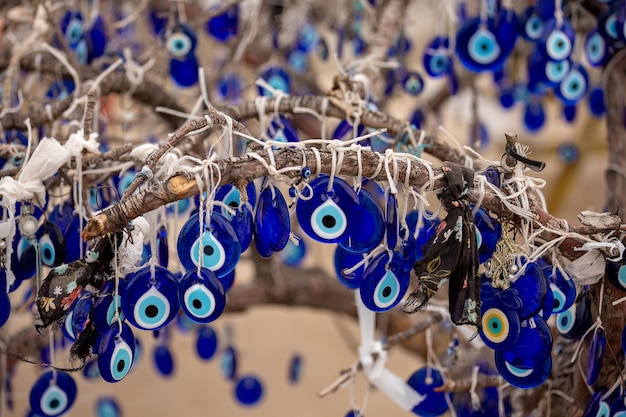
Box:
402;163;481;326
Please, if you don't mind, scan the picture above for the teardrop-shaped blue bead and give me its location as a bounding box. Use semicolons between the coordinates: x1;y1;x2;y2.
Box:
153;345;175;377
196;325;218;360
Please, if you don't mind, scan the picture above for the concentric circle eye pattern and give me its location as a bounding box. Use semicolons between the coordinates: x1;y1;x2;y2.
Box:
544;59;570;84
178;268;225;323
555;64;588;105
545;30;572;61
121;266;180;331
98;322;136;383
37;221;66;267
93;282;126;334
585;30;608;67
468;28;501;65
167;25;197;58
401;71;424;96
479;304;520;349
29;371;77;417
359;252;409;312
524;15;543;40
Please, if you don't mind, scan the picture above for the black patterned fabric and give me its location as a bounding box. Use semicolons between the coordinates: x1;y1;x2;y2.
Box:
402;163;481;326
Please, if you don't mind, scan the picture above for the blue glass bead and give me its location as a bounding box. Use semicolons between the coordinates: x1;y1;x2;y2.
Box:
29;371;77;417
206;5;239;42
288;49;308;73
598;10;619;43
555;63;588;106
385;193;399;250
495;351;551;389
121;266;180;331
556;293;592;340
456;17;508;72
86;15;107;62
178;268;225;323
234;375;264;406
95;397;121;417
483;166;501;188
405;210;440;262
68;292;94;340
196;325;218;360
582;391;610;417
267;116;299;143
153;345;175;377
169;55;200;87
338;188;383;253
499;86;516;109
401;71;424;96
407;367;449;417
258;67;290;96
221;345;237;380
219;268;236;292
479;298;521;350
334;246;365;289
279;237;306;267
217;73;243;102
333;120;365;142
563;104;577;123
0;284;10;327
588;87;606;118
12;229;35;280
539;18;575;62
64;214;87;263
523;100;545;132
60;10;83;48
610;395;626;416
423;36;451;77
360;251;409;312
543;265;576;314
296;24;319;53
49;202;74;233
254;184;290;255
510;262;546;319
98;322;136;383
352;36;367;56
93;281;126;333
177;211;241;277
296;175;358;243
37;221;66;267
213;184;255;252
557;143;579;164
502;316;552;369
288;354;303;384
585;29;609;67
474;208;501;264
83;358;101;380
166;23;197;58
520;7;544;42
529;51;571;88
587;326;606;386
539;284;554;320
399;228;419;273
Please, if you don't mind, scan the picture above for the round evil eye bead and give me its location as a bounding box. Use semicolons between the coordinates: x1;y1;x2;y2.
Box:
169;54;199;87
254;184;291;255
521;7;544;41
178;268;225;323
540;18;575;61
495;350;551;389
61;10;83;48
509;262;547;319
479;301;521;350
585;29;609;67
35;221;66;268
95;397;121;417
588;87;606;118
93;281;126;333
196;325;218;361
29;371;77;417
523;100;546;132
401;71;425;96
423;36;451;77
121;266;180;331
359;251;409;312
406;367;449;417
234;375;264;406
177;211;241;277
213;183;255;252
556;293;592;340
334;187;382;253
456;17;509;72
502;316;552;369
97;322;136;383
166;23;197;58
543;265;576;314
279;236;306;267
296;175;359;244
153;345;175;377
555;63;589;106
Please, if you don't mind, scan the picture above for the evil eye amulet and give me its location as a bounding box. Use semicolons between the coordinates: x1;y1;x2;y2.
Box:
196;325;218;360
60;10;83;48
501;316;552;369
585;29;609;67
36;221;66;267
166;23;197;59
221;345;238;380
539;19;575;62
334;245;366;289
121;266;180;331
254;184;290;255
178;268;225;323
296;175;358;244
177;211;241;277
556;292;592;340
473;207;501;264
456;17;506;72
29;371;77;417
509;261;547;320
169;55;200;87
401;71;424;96
95;397;121;417
359;251;409;312
587;326;606;386
213;183;256;252
234;375;264;406
423;36;451;77
555;63;589;105
495;350;551;389
98;322;136;383
521;7;544;41
543;265;576;314
479;299;521;350
407;367;449;417
93;280;126;333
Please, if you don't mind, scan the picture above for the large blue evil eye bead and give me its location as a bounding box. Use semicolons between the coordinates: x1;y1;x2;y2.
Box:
296;175;358;244
93;281;126;333
254;184;290;256
423;36;451;77
29;371;77;417
495;350;551;389
456;17;510;72
557;293;592;340
97;322;136;383
540;19;575;61
521;7;544;41
407;367;449;417
555;63;588;105
36;221;66;267
121;266;180;331
502;316;552;369
479;300;521;350
177;212;241;277
359;252;409;312
213;183;256;252
166;23;197;59
178;268;225;323
585;29;609;67
509;262;547;319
